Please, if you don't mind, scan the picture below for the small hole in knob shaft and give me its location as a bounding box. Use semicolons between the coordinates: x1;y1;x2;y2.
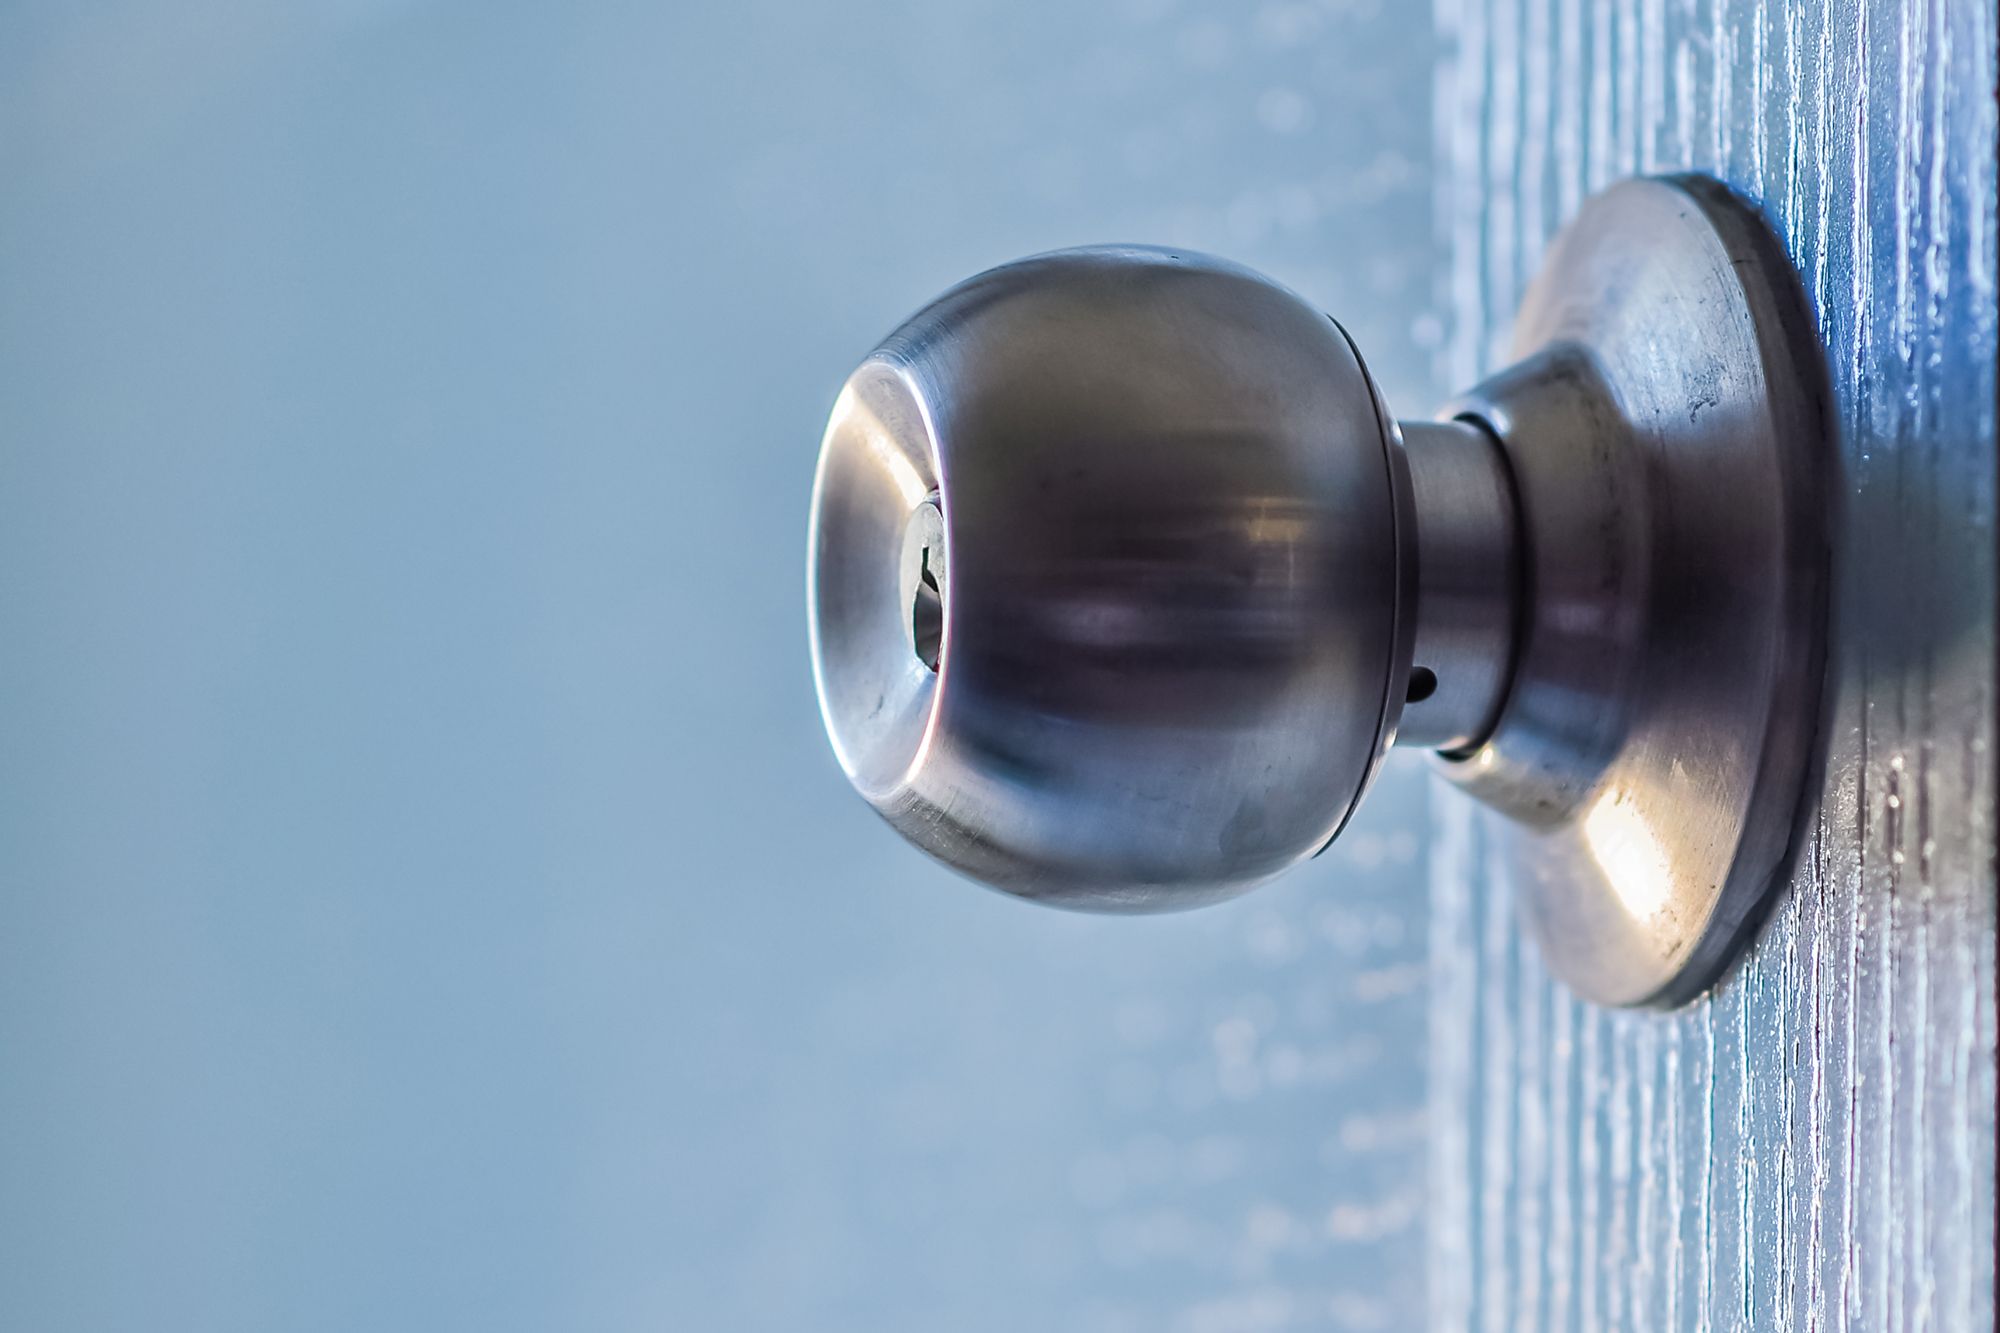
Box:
1406;667;1438;704
912;546;943;672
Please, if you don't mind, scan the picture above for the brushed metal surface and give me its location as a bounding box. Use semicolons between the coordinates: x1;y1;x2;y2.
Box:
1444;175;1829;1008
809;247;1414;909
1398;418;1522;753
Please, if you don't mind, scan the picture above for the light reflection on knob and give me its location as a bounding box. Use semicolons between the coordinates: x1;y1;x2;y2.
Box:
806;246;1519;910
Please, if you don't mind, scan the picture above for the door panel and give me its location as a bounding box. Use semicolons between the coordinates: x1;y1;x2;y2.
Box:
1427;1;1996;1327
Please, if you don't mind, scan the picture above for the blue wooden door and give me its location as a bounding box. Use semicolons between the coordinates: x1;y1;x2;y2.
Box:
1426;2;1997;1328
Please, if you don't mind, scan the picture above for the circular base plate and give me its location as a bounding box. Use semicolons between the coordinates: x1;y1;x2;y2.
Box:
1444;176;1828;1008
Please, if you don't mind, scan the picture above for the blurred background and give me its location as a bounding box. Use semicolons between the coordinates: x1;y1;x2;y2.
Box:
0;2;1445;1328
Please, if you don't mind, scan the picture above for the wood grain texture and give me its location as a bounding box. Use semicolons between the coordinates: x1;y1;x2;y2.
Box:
1425;1;1997;1329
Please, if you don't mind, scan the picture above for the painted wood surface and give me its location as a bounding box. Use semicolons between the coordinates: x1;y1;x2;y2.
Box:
1425;1;1997;1328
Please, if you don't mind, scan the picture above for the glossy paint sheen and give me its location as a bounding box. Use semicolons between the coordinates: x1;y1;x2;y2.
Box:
1428;0;1997;1326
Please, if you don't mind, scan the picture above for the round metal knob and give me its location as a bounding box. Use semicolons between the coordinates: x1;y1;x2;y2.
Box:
808;177;1828;1007
808;246;1512;909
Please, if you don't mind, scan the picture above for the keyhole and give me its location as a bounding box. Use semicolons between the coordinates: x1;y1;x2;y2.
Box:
912;545;943;671
900;498;947;673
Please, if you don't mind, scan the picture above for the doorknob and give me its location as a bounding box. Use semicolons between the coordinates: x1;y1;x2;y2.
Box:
806;174;1827;1008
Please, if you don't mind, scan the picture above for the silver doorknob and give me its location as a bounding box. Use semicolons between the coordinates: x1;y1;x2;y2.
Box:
808;176;1828;1007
